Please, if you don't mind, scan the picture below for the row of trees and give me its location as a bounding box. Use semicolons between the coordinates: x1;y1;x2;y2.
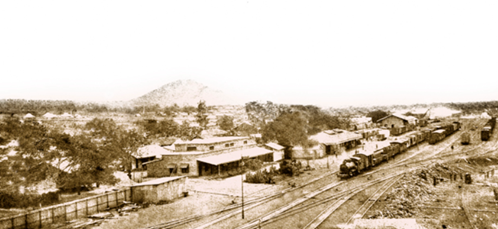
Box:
0;99;210;116
0;117;147;197
248;101;352;152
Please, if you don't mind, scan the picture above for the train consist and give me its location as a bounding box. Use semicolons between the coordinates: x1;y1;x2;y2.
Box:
481;117;496;141
428;122;461;145
338;122;460;178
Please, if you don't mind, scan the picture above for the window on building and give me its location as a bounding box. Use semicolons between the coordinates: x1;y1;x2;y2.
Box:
230;143;234;146
180;164;189;173
225;143;229;147
243;141;247;144
187;146;197;151
209;146;214;150
167;164;176;174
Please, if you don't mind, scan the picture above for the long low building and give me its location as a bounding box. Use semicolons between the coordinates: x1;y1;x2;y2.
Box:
146;136;282;177
292;129;363;159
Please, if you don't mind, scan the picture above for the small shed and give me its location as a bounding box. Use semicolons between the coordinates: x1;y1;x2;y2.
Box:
131;176;187;204
264;143;285;162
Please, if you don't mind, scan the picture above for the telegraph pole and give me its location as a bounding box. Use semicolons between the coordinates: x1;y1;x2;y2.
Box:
241;155;245;219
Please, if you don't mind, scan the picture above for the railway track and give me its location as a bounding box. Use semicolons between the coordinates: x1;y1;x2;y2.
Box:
234;174;403;229
146;171;339;229
146;119;496;229
343;175;403;226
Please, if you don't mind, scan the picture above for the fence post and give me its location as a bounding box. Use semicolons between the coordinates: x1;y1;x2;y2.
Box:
124;189;127;201
96;197;99;213
51;208;54;224
39;210;42;228
25;213;28;229
11;217;14;229
75;202;78;219
64;205;67;222
107;194;109;208
86;200;88;216
116;192;118;207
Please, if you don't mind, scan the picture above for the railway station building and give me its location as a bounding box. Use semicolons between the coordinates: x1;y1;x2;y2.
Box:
292;129;363;159
377;114;418;129
145;136;278;177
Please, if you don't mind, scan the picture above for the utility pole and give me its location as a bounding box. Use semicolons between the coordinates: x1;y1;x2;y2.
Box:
241;155;245;219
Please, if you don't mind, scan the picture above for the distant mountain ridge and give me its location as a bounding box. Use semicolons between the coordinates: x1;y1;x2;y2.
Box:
132;79;241;106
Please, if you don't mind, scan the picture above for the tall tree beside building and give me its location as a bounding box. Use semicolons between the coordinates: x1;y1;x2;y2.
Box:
177;121;202;141
262;111;309;147
290;105;349;135
0;118;68;195
245;101;291;128
195;100;209;129
366;110;390;123
82;118;147;188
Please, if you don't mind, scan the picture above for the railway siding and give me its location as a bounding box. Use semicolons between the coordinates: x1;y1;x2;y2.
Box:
345;175;404;225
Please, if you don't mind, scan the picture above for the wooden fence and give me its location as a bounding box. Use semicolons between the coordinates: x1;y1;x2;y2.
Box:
0;188;131;229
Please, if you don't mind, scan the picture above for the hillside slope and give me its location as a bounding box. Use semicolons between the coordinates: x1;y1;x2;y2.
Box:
132;79;240;106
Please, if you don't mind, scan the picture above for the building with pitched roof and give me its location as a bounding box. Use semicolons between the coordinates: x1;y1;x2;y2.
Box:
292;129;363;159
264;143;285;161
146;136;276;177
377;114;418;128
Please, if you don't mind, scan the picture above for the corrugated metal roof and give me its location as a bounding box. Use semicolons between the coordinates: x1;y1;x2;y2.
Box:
133;145;169;159
197;147;273;166
310;130;362;145
174;136;249;145
356;151;376;156
433;129;446;134
265;143;285;150
132;176;185;187
378;114;418;123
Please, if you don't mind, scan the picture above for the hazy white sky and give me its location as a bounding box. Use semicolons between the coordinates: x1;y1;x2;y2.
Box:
1;1;497;107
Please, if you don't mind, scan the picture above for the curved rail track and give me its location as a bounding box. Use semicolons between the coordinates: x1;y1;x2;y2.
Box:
144;119;497;229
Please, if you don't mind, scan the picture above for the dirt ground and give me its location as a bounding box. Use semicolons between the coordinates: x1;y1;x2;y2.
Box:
364;156;498;229
94;168;322;229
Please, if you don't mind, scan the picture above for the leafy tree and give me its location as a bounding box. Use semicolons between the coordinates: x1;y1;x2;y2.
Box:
217;115;234;133
262;112;309;147
366;110;390;123
235;123;258;136
290;105;348;135
177;121;202;141
82;118;147;188
0;117;67;195
136;118;179;138
195;100;209;129
245;101;291;128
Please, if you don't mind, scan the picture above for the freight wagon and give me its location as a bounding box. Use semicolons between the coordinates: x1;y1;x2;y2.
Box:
429;129;446;144
481;127;492;141
428;122;460;145
461;132;470;145
481;117;496;141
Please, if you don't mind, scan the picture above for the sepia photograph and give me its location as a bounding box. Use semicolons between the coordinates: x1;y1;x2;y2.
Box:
1;1;498;228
